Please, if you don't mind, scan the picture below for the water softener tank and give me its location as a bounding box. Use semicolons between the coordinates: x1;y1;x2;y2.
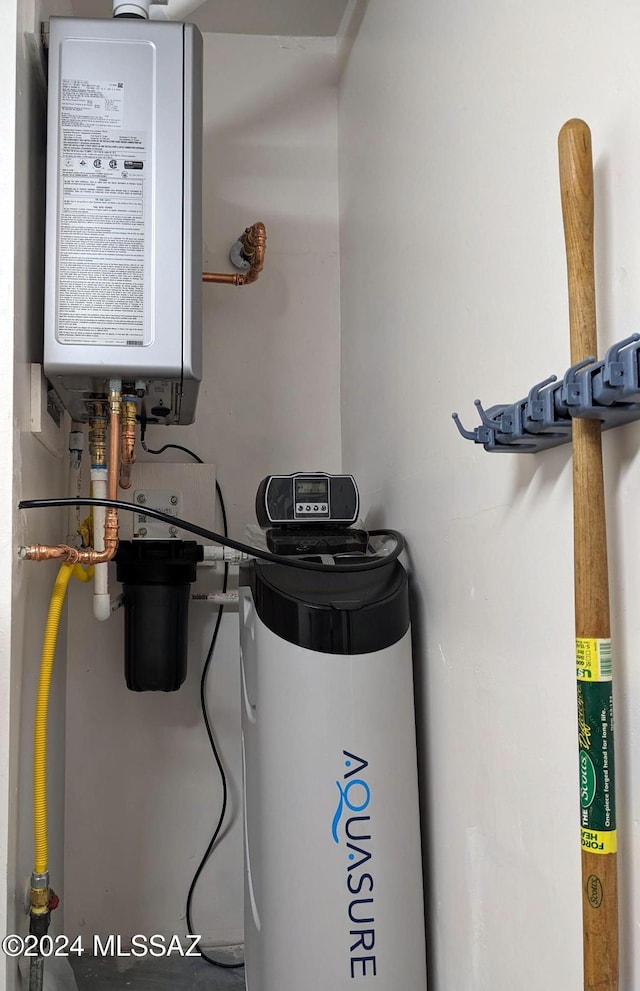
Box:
239;531;428;989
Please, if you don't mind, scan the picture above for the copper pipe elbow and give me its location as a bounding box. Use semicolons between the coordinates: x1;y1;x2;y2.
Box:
202;221;267;287
74;509;119;564
20;512;120;565
238;222;266;285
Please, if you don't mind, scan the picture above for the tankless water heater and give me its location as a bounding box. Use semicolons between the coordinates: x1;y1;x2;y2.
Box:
44;16;203;424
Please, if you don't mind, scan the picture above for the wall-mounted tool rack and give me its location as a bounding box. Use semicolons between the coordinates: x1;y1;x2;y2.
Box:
452;332;640;453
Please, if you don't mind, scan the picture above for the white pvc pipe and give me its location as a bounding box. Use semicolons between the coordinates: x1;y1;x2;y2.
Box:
113;1;151;16
200;546;253;565
91;468;112;622
113;0;206;22
192;592;240;607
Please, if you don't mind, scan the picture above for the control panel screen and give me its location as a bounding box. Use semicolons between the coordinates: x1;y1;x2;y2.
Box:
295;479;329;500
256;472;358;528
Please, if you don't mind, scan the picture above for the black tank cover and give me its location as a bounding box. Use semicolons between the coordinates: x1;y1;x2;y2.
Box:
243;559;410;655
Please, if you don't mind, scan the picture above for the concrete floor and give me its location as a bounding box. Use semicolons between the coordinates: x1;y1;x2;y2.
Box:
71;952;245;990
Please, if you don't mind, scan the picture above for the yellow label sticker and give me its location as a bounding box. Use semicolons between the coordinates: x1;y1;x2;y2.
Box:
576;638;612;683
581;827;617;855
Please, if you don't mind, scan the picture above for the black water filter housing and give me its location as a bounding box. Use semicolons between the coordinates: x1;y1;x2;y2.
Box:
115;541;203;692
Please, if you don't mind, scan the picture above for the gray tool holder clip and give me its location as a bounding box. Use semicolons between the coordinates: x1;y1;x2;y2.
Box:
452;333;640;453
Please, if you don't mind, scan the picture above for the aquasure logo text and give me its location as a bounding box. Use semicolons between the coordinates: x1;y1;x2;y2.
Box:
332;750;377;979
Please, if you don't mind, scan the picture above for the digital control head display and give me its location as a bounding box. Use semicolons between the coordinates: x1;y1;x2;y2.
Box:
256;473;359;528
295;479;329;500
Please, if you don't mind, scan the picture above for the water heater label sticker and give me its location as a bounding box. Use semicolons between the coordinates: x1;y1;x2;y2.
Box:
57;116;149;347
61;79;124;129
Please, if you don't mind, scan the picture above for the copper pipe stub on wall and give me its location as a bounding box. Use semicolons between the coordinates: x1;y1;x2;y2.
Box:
202;221;267;287
202;271;246;286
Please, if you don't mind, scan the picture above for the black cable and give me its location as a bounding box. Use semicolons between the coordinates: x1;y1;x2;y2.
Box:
140;438;207;462
137;439;243;969
187;486;243;969
19;497;405;573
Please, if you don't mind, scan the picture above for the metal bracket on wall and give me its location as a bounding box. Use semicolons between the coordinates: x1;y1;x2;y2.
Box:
30;364;67;458
452;333;640;453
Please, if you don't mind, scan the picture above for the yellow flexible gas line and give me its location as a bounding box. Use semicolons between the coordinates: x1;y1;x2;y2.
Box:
33;563;91;874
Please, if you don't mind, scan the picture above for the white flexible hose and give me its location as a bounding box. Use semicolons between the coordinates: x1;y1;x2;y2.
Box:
200;546;252;565
91;469;111;622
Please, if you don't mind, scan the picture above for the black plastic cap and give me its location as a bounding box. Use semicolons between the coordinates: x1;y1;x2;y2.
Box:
244;559;410;655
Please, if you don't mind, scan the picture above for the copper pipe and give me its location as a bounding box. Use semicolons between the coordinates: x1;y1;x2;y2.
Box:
202;272;246;286
108;389;121;503
202;221;267;287
21;391;122;565
21;509;118;564
119;398;137;490
239;221;266;284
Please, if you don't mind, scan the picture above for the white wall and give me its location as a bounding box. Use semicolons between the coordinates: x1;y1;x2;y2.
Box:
63;32;341;946
71;0;349;38
5;4;73;990
339;1;640;988
0;4;19;988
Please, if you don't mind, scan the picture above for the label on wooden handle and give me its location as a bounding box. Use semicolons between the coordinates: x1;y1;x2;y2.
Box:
577;638;612;682
577;639;616;855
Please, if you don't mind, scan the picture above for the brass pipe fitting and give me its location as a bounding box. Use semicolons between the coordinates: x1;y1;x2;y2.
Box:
88;403;108;469
202;221;267;287
30;872;49;917
20;391;122;565
119;397;137;490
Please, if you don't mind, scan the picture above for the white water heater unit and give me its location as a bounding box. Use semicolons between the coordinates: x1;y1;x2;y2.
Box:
44;15;203;424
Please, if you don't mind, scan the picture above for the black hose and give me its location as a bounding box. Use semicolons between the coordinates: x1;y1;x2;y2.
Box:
19;497;405;574
29;955;44;991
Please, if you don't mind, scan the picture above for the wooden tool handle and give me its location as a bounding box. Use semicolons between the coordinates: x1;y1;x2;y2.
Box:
559;118;610;641
559;119;597;366
558;118;618;991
